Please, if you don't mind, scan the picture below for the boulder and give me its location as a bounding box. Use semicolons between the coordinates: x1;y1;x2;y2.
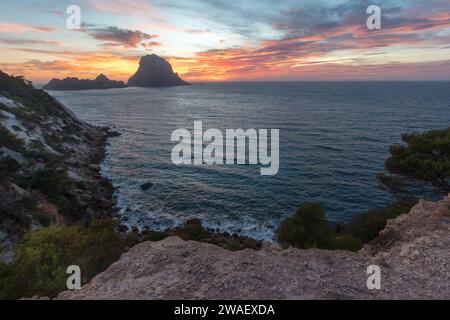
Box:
141;182;154;191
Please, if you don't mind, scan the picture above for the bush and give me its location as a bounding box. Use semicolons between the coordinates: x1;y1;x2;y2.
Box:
379;127;450;195
275;203;395;252
276;203;335;249
29;165;72;203
337;199;417;243
0;218;135;299
0;156;21;181
0;125;25;152
331;234;363;251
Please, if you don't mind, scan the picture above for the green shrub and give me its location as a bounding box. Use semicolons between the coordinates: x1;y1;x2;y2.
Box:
31;211;54;227
276;203;335;249
0;125;25;152
29;165;72;202
338;199;417;243
331;234;363;251
0;218;134;299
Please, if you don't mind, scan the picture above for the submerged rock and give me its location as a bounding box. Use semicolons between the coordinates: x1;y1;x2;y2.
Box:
140;182;154;190
127;54;190;87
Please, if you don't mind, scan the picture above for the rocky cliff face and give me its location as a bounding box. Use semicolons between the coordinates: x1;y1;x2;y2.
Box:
0;71;115;261
58;195;450;300
127;54;190;87
43;74;126;91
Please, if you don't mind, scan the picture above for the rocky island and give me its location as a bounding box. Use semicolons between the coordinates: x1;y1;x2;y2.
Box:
127;54;190;87
42;74;126;91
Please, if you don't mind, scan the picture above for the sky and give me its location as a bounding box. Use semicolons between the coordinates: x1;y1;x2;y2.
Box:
0;0;449;82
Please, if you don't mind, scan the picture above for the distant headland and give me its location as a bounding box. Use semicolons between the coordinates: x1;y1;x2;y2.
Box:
43;74;126;91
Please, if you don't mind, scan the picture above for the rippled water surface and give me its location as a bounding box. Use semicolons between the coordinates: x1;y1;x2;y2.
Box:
50;82;450;239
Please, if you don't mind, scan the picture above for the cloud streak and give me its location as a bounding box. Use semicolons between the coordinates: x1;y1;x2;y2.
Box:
1;0;450;81
0;23;54;33
81;25;160;48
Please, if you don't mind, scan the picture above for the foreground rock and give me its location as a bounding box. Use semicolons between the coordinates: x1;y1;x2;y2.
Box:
58;195;450;300
43;74;126;90
127;54;190;87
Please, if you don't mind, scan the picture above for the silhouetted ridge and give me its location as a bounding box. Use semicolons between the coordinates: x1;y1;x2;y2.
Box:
43;74;126;90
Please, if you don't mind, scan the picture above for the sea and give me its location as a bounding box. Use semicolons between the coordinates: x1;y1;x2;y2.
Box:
49;81;450;240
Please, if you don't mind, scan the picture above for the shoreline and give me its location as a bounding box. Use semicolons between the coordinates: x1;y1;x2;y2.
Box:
100;130;264;251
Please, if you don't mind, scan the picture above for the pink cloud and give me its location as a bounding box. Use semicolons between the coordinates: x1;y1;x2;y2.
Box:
92;0;152;14
0;23;54;33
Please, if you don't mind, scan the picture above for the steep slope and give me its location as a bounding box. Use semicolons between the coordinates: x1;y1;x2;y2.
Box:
58;195;450;300
0;71;115;261
127;54;190;87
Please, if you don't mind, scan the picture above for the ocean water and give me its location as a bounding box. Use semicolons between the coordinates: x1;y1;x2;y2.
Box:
49;82;450;240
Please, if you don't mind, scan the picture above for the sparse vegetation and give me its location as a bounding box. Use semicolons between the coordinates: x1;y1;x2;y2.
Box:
0;71;70;120
0;218;136;300
0;125;25;152
29;165;72;203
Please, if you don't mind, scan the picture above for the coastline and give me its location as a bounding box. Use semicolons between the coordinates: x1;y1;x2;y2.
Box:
57;194;450;300
100;129;263;251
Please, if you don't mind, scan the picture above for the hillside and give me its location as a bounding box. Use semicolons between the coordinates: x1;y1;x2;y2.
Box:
58;194;450;300
0;71;115;261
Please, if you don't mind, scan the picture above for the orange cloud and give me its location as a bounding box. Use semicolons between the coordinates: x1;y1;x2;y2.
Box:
1;52;139;83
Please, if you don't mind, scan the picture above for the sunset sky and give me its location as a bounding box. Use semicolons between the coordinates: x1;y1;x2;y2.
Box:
1;0;450;82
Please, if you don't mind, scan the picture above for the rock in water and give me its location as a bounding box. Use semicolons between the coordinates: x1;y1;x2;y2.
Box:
43;74;127;90
127;54;190;87
141;182;154;191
